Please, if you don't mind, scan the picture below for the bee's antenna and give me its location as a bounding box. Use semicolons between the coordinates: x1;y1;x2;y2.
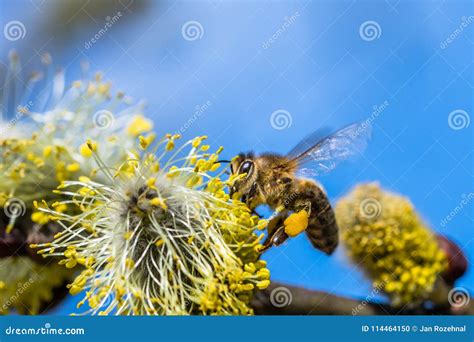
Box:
215;160;232;175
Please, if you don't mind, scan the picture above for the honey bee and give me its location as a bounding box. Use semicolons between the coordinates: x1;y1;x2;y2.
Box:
227;122;372;255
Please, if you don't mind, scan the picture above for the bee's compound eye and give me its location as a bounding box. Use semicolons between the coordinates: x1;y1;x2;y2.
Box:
239;161;253;175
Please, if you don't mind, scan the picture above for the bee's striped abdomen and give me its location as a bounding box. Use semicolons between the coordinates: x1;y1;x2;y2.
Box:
292;180;339;255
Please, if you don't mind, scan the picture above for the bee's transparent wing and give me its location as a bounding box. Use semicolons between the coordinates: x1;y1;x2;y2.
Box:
286;127;332;159
287;122;372;177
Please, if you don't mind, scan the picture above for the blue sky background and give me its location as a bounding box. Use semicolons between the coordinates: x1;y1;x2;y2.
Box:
1;0;472;314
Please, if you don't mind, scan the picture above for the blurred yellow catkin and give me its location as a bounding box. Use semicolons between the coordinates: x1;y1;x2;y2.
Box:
0;52;154;314
336;183;448;307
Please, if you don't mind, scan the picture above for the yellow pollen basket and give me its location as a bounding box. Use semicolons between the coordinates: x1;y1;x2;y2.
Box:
283;210;309;237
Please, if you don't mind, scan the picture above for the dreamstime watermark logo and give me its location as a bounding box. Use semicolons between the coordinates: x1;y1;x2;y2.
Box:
372;100;390;115
440;16;474;49
283;191;298;207
359;198;381;219
84;12;123;50
4;20;26;41
2;277;34;312
5;322;85;336
176;100;212;135
93;110;115;130
270;286;292;308
440;193;474;227
448;109;470;130
359;20;381;41
181;21;204;41
3;198;26;219
351;100;389;139
448;287;470;308
0;101;34;135
352;281;385;315
270;109;292;130
262;11;300;49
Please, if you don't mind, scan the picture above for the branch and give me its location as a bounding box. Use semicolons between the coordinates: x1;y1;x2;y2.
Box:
0;216;59;263
251;282;474;315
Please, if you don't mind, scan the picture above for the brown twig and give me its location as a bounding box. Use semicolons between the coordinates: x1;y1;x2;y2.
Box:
251;281;473;315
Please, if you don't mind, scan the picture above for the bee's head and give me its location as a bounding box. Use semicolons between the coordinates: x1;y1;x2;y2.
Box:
229;153;257;200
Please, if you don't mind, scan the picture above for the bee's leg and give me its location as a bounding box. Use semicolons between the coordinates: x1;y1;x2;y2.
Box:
259;243;271;253
260;226;288;252
262;213;286;247
261;200;314;250
241;182;258;205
